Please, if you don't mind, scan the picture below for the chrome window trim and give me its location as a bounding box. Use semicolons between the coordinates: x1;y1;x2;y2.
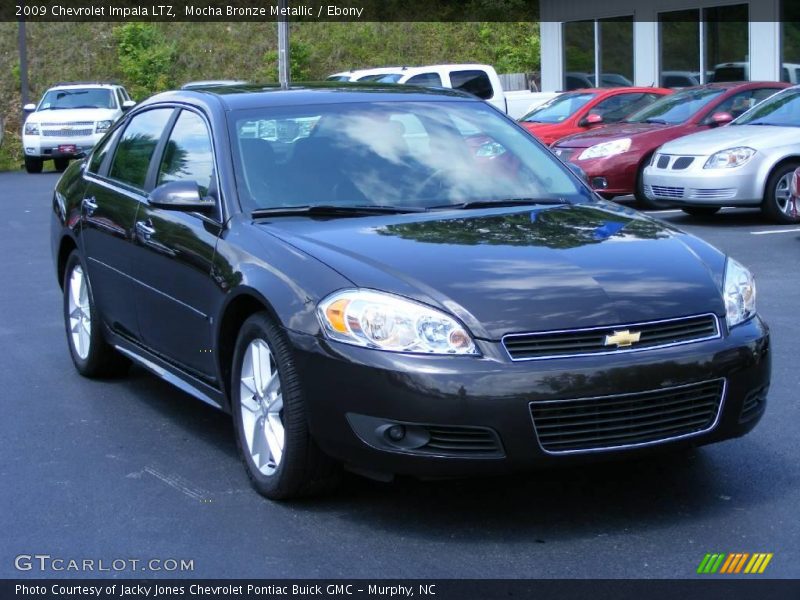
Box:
529;378;727;456
501;312;721;362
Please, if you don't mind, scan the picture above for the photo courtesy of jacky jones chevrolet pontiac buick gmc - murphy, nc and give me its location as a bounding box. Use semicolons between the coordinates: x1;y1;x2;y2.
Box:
50;83;770;499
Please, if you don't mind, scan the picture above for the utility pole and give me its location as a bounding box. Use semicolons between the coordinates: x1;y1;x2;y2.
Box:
277;0;290;89
19;20;30;111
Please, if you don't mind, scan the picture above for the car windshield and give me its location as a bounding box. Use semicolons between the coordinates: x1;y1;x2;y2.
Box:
520;93;596;123
624;87;725;124
39;88;115;110
230;100;593;212
733;88;800;127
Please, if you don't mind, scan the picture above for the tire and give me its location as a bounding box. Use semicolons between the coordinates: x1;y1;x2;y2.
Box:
762;161;800;224
231;312;340;500
62;251;130;378
634;157;669;210
24;157;43;174
681;207;721;217
54;158;70;172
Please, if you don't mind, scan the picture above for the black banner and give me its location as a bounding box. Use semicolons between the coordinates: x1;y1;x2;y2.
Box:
3;579;800;600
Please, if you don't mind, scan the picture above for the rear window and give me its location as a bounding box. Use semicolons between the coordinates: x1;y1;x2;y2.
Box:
626;87;725;125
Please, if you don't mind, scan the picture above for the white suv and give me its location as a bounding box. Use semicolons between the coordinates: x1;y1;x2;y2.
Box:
22;82;135;173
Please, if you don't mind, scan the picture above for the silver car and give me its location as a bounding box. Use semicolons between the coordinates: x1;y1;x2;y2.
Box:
643;86;800;223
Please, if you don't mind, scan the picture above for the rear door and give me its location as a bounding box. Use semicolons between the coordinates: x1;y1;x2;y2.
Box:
128;107;223;380
81;107;174;341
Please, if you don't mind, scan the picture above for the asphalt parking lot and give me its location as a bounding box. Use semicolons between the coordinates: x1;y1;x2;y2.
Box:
1;168;798;579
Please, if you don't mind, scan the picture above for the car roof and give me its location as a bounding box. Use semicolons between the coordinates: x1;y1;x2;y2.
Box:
47;82;119;90
144;82;477;110
561;87;672;95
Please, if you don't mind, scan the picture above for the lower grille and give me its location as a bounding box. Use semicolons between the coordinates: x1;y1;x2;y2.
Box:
421;426;502;456
689;188;737;200
503;314;719;361
649;184;685;199
530;379;725;453
739;385;768;423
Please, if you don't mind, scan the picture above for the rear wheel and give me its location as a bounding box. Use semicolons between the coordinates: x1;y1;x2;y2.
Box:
231;312;340;500
681;207;720;217
762;162;800;224
54;158;69;172
24;157;43;174
634;157;668;210
62;251;129;377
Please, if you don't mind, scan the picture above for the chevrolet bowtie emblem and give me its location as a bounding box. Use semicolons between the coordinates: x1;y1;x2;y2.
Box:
604;329;642;348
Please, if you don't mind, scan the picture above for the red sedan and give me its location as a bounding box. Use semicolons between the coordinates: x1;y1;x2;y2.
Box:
550;81;789;207
518;87;672;145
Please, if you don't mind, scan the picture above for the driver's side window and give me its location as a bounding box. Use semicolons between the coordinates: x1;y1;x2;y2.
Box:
157;110;215;199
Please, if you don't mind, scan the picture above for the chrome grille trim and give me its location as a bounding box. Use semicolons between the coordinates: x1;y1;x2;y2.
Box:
41;121;94;127
529;378;727;455
502;313;721;361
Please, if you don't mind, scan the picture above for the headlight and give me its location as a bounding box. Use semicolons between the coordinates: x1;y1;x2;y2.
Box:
95;120;113;133
704;146;756;169
317;289;477;355
24;122;39;135
723;258;756;328
578;138;631;160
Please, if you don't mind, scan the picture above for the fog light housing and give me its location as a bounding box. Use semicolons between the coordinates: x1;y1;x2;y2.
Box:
386;425;406;442
591;177;608;189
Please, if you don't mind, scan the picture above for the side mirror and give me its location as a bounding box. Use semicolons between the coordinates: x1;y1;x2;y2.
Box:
122;100;136;111
148;180;214;213
23;103;36;112
579;113;604;127
790;167;800;199
710;112;733;126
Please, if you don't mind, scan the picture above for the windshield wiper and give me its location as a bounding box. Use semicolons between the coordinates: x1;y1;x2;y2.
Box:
251;204;427;218
643;118;669;124
430;198;570;211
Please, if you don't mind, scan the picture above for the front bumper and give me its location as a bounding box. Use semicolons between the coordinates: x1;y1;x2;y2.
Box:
289;316;770;478
642;153;765;206
23;132;102;159
553;148;640;197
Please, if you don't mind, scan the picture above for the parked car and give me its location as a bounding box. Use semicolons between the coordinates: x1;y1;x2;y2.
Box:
660;71;701;88
181;80;247;90
328;64;559;119
643;85;800;223
51;84;769;500
519;87;672;145
22;82;135;173
551;82;789;207
565;72;634;90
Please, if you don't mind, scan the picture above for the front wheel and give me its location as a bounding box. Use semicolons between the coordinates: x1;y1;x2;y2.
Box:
62;251;129;377
634;158;668;210
681;207;721;217
54;158;70;172
762;162;800;224
231;312;340;500
24;157;43;174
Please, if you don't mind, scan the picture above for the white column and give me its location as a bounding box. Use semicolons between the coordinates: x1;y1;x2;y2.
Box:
633;20;658;87
540;21;564;92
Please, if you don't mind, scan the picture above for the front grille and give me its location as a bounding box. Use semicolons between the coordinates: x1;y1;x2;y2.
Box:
530;379;725;453
739;385;768;423
649;184;685;199
420;426;503;457
673;157;694;169
657;155;670;168
41;121;94;127
42;128;94;137
503;314;719;361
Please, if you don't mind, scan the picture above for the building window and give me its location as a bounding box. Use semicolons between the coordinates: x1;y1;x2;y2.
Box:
563;17;633;90
782;0;800;83
659;5;749;88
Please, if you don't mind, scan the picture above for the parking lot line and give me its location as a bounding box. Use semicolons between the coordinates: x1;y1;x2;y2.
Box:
750;228;800;235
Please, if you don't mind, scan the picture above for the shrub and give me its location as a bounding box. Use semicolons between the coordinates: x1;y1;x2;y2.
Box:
113;23;176;98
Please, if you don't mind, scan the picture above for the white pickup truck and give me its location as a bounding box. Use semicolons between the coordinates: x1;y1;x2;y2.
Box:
328;64;558;120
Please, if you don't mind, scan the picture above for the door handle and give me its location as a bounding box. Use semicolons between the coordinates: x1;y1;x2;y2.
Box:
82;197;98;215
135;220;156;240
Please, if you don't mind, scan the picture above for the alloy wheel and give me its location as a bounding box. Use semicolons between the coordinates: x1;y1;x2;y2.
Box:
239;338;284;475
774;172;795;217
67;265;91;359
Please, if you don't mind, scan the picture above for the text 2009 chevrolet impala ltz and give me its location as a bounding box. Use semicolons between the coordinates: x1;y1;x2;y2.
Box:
50;84;770;499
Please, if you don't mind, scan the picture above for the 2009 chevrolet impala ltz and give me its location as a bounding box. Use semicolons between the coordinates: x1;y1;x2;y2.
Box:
51;84;770;499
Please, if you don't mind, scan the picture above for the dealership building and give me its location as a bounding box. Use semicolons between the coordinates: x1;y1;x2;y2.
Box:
539;0;800;91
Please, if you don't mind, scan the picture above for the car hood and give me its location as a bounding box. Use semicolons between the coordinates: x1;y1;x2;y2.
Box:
659;124;800;154
26;108;116;124
555;122;682;149
259;202;726;340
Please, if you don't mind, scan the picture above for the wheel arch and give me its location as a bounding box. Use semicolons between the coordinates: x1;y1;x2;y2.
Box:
56;234;79;290
761;155;800;199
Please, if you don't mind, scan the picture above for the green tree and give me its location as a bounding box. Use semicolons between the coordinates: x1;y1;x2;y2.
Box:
113;23;176;98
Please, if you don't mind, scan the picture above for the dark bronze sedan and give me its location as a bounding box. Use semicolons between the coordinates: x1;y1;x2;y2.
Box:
51;84;770;499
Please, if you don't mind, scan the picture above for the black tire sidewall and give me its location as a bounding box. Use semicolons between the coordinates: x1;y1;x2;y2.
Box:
54;158;69;172
635;156;668;210
24;157;42;174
